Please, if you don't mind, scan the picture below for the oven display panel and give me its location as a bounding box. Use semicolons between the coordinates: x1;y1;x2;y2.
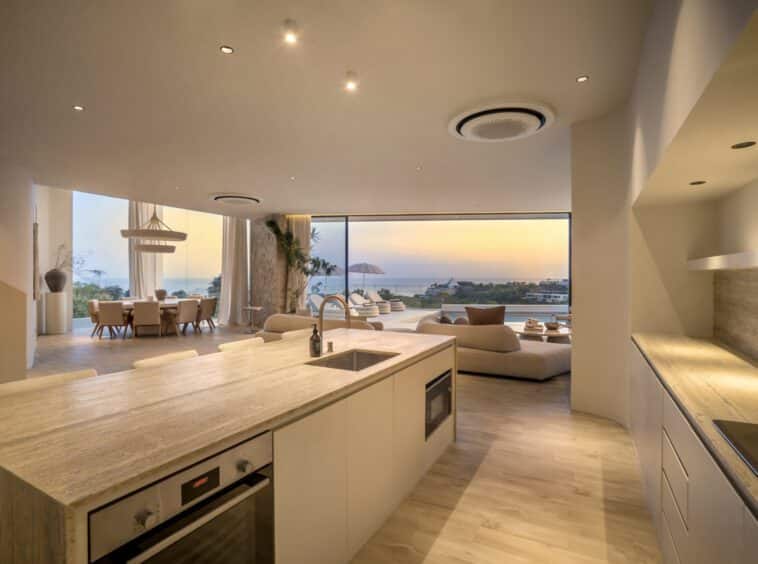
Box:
181;467;220;505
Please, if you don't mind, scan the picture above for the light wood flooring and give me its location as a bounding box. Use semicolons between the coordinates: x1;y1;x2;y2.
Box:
353;374;661;564
28;325;252;377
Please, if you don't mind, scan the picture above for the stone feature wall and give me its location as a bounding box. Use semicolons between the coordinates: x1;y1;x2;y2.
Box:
250;215;287;323
714;269;758;361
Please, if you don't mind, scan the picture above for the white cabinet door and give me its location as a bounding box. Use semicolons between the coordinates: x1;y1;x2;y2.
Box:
346;376;394;559
629;342;663;533
392;347;455;505
274;401;348;564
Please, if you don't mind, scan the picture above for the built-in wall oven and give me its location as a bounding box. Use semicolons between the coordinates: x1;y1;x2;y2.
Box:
89;431;274;564
426;370;452;439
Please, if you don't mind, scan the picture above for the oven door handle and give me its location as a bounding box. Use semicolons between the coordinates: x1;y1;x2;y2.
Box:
126;476;271;564
426;371;451;393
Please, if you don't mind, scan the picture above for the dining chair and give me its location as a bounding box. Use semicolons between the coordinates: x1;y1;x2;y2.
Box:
196;297;217;332
0;369;97;397
132;301;162;337
154;288;168;301
218;337;265;352
132;350;199;369
87;299;100;337
175;299;200;335
98;301;129;339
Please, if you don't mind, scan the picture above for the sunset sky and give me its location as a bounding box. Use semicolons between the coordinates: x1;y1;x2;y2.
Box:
314;218;569;280
74;191;568;284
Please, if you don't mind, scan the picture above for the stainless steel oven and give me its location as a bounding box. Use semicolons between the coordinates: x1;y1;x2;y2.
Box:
426;370;452;439
90;432;274;564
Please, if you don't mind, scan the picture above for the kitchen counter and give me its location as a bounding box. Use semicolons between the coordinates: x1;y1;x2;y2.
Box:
0;329;454;511
632;332;758;515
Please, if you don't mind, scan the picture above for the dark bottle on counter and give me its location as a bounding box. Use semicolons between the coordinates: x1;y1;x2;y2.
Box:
309;324;322;357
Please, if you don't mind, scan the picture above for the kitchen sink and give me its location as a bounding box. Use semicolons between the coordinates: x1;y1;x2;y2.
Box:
306;349;399;372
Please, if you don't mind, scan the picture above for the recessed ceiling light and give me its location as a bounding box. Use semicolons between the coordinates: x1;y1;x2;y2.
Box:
219;45;234;55
415;165;423;172
283;19;299;44
72;105;85;112
731;140;755;149
289;176;296;181
576;75;589;83
344;71;359;92
689;180;706;186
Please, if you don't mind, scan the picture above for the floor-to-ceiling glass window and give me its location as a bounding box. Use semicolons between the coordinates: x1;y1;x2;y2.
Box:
307;217;347;308
306;213;570;322
162;206;222;299
72;191;130;322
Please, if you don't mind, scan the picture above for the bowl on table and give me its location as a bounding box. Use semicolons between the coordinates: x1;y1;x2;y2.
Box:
545;322;560;331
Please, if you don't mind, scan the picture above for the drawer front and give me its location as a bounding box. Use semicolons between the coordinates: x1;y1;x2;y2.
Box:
661;471;689;562
661;507;683;564
662;430;689;526
663;393;699;480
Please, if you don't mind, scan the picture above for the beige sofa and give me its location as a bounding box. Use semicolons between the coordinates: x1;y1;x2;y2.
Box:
260;314;381;342
416;315;570;381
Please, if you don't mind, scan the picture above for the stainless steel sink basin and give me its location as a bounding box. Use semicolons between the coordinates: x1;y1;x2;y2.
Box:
306;349;399;371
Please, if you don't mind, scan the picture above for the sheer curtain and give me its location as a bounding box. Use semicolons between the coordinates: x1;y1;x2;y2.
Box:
128;201;163;298
219;216;249;325
286;215;311;312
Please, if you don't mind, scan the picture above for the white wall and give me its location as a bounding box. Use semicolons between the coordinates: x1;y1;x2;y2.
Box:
717;178;758;253
570;0;755;426
631;202;718;338
0;164;35;377
34;185;74;333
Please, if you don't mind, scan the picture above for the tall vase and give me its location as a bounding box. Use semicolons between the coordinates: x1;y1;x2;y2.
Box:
44;268;67;293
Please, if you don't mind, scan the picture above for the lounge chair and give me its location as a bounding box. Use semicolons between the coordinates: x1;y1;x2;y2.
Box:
348;293;381;317
367;290;403;313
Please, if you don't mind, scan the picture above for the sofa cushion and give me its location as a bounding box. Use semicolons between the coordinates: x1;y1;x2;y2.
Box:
439;315;453;324
457;340;571;380
465;305;505;325
417;319;520;353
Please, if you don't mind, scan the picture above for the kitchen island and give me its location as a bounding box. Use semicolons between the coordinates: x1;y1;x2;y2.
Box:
0;329;456;563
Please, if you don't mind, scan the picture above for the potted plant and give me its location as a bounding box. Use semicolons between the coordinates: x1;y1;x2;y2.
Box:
44;244;73;293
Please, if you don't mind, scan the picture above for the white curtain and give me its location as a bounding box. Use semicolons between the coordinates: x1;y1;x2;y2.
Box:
128;201;163;299
219;216;250;325
286;215;311;312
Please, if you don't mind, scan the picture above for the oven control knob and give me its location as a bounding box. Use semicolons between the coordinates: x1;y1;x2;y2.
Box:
136;510;158;530
237;459;254;474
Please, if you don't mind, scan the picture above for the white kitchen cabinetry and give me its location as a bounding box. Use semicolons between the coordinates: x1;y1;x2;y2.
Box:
346;376;395;558
393;346;455;504
632;341;754;564
275;347;455;564
629;342;663;535
274;400;348;564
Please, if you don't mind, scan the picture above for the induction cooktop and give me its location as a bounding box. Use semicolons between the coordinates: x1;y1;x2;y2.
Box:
713;420;758;477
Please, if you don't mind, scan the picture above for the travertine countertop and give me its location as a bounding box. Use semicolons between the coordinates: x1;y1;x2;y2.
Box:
0;329;454;510
632;333;758;516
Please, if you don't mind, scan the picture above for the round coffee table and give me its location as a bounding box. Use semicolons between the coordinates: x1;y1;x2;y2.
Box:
510;322;572;344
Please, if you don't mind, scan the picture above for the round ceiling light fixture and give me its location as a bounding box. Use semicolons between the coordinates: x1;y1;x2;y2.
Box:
219;45;234;54
448;102;555;142
576;75;589;83
731;140;755;149
209;193;261;206
72;104;85;112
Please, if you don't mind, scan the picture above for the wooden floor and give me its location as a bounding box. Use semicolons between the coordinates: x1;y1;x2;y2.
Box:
353;373;661;564
28;324;252;377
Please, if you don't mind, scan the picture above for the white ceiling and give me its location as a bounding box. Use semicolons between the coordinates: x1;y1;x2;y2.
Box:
0;0;650;217
638;14;758;206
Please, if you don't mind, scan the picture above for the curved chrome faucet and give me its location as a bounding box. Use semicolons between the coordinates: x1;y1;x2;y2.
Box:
318;294;351;337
